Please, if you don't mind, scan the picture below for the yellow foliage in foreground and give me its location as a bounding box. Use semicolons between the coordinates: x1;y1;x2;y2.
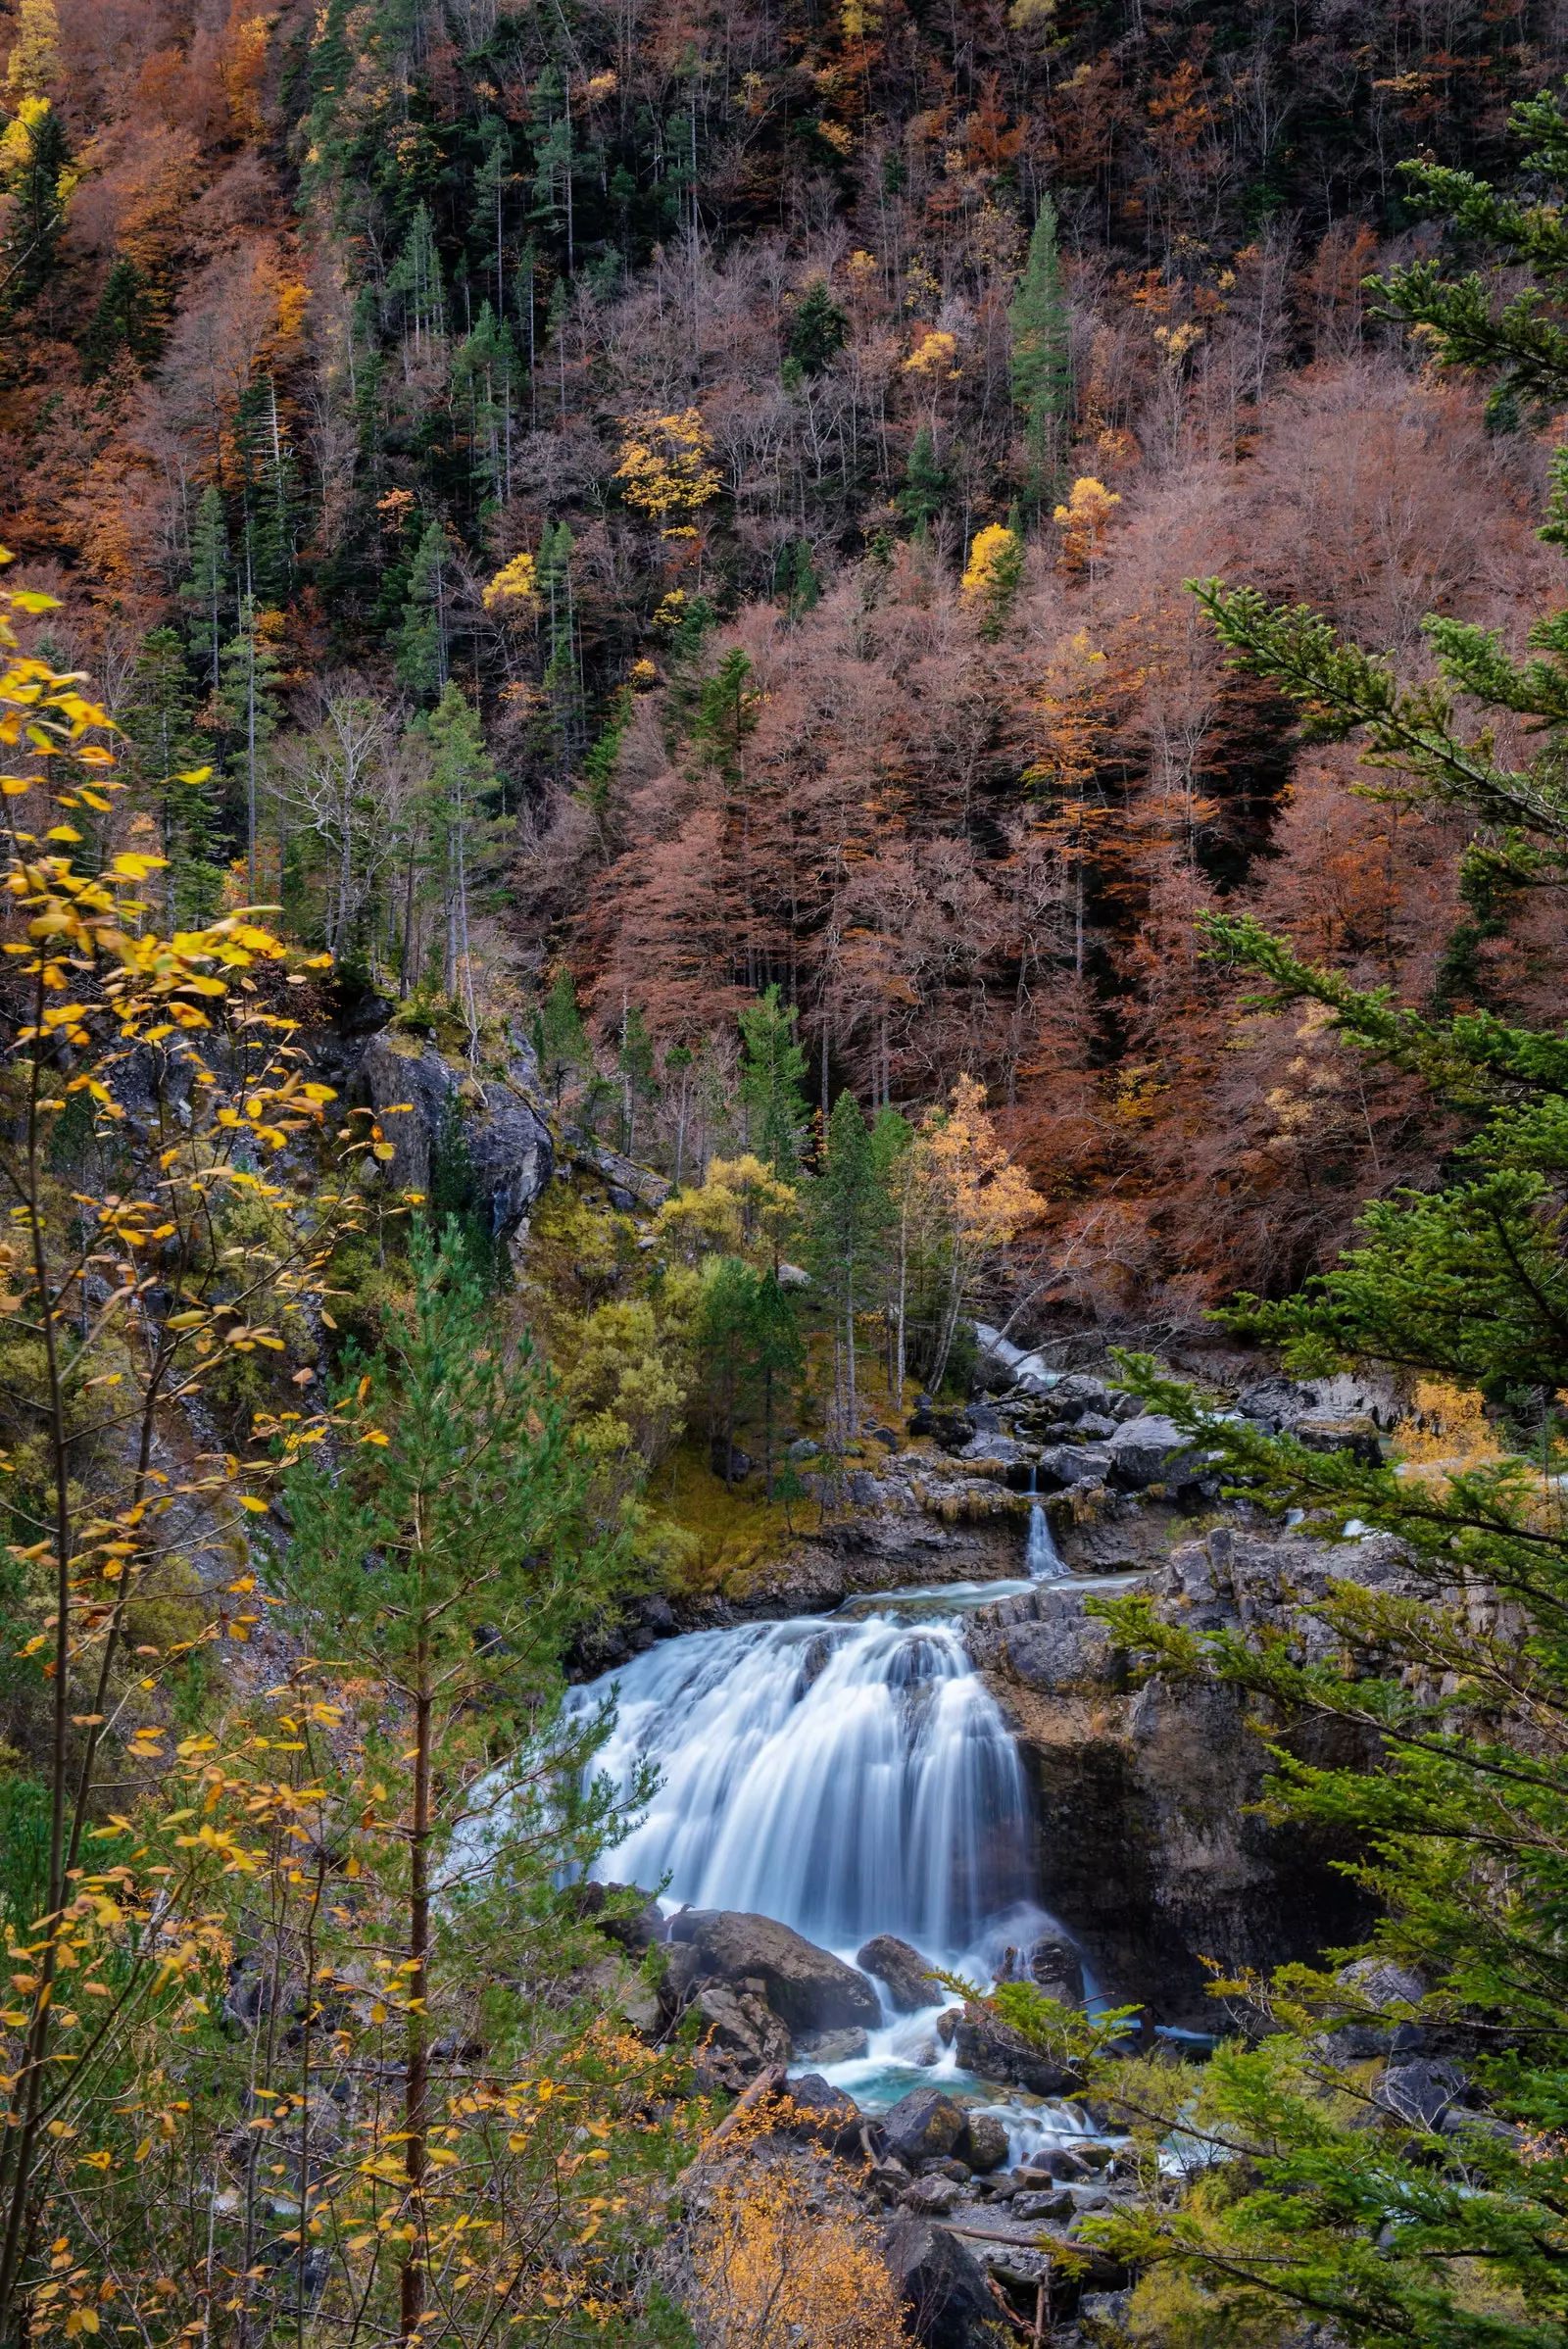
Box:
683;2105;910;2349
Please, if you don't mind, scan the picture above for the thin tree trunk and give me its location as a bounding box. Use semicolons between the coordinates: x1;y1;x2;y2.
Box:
402;1660;431;2341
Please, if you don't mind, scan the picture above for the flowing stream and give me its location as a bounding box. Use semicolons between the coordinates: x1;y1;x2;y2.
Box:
565;1537;1105;2156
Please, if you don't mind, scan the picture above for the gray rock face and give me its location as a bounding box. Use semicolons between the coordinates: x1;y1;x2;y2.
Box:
881;2086;967;2166
362;1033;554;1243
1104;1413;1204;1490
792;2025;869;2064
969;1527;1421;2025
952;2001;1078;2096
693;1982;791;2073
880;2216;998;2349
782;2072;863;2153
901;2174;963;2216
664;1909;880;2031
1036;1443;1113;1487
1376;2058;1467;2129
857;1933;943;2014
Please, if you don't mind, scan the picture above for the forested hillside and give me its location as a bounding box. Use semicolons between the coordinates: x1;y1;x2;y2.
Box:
10;4;1568;2348
6;0;1566;1334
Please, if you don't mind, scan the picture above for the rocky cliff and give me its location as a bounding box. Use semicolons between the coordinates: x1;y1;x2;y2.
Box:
968;1527;1414;2025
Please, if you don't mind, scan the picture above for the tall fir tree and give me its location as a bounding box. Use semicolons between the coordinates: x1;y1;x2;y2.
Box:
897;424;948;537
179;484;228;700
805;1089;892;1440
1009;198;1073;513
79;256;158;380
738;983;809;1180
396;518;452;699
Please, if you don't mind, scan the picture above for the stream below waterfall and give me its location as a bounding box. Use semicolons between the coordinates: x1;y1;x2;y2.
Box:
564;1562;1108;2163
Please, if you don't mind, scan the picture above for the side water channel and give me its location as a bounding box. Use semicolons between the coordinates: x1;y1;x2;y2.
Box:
563;1501;1096;2166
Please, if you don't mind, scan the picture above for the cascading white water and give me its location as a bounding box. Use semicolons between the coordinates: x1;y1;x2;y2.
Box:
565;1613;1035;1965
1025;1500;1067;1579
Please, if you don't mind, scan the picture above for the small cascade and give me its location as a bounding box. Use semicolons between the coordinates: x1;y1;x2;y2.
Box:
564;1613;1036;1965
1024;1464;1067;1580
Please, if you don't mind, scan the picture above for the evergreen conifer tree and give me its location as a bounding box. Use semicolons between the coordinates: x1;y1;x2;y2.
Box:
897;424;948;537
218;599;284;900
278;1224;625;2340
179;485;228;700
805;1089;892;1440
787;277;848;375
1048;94;1568;2347
1009;198;1073;511
396;519;452;699
79;255;158;379
738;983;809;1180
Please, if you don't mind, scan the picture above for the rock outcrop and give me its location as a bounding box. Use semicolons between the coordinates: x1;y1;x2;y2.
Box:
361;1029;554;1248
665;1909;881;2032
969;1526;1417;2023
857;1933;944;2013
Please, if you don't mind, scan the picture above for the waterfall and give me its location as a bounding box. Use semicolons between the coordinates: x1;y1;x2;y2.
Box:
565;1613;1035;1965
1024;1465;1067;1580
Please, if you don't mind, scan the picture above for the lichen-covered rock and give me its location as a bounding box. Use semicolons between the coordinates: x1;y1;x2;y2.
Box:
880;2086;967;2166
952;2001;1078;2096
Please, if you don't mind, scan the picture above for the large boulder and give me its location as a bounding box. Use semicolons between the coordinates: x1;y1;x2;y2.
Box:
858;1933;944;2014
782;2072;865;2155
664;1910;880;2032
1036;1443;1113;1488
1104;1414;1204;1490
881;2086;967;2167
362;1031;553;1245
881;2216;1000;2349
952;2001;1079;2096
690;1982;791;2089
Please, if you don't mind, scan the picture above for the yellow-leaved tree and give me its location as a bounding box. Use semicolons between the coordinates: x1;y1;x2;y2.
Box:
901;1076;1045;1394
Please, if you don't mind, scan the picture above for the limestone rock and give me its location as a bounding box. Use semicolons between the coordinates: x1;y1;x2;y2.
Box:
881;2086;967;2167
959;2112;1010;2174
664;1909;880;2031
857;1933;943;2014
1104;1413;1204;1490
362;1032;553;1244
880;2215;998;2349
952;2001;1079;2096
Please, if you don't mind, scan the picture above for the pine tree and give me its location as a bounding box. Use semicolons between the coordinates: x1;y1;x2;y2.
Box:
805;1090;892;1442
738;983;809;1181
217;599;284;900
616;1002;657;1158
897;424;948;537
787;277;848;375
1009;199;1073;511
119;627;221;925
277;1224;624;2341
79;255;158;380
750;1270;805;1499
1064;96;1568;2346
232;373;300;606
387;202;446;355
416;682;501;1044
396;518;451;699
179;484;228;700
0;94;70;309
537;967;592;1105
